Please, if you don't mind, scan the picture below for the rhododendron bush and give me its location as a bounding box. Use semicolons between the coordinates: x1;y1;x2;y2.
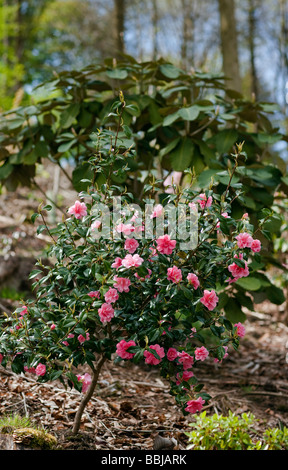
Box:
0;99;270;435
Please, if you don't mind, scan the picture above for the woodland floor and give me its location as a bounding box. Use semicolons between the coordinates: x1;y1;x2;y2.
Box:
0;164;288;451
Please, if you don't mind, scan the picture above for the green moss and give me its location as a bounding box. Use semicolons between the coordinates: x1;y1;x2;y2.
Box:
13;428;58;450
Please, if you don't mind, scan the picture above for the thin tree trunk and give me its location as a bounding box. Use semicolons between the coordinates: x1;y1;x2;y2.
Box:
280;0;288;111
72;355;106;435
180;0;194;71
218;0;242;93
115;0;125;57
248;0;258;100
152;0;158;60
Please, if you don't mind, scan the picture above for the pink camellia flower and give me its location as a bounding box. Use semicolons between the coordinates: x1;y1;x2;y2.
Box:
19;306;28;317
177;351;194;370
77;373;92;393
87;290;100;299
167;347;178;361
113;276;131;293
144;344;165;365
150;204;163;219
185;396;205;414
195;346;209;361
156;234;176;255
98;303;115;323
24;366;36;374
111;257;123;269
167;266;182;284
200;290;219;311
91;220;101;230
234;322;246;338
122;253;144;268
176;370;194;384
35;363;46;377
228;254;249;281
78;333;90;344
116;339;136;360
104;287;119;304
68;200;87;219
67;333;75;339
116;223;135;236
235;232;253;249
50;323;56;330
62;341;69;346
196;193;213;210
124;238;139;254
187;273;200;289
251;239;261;253
242;213;249;219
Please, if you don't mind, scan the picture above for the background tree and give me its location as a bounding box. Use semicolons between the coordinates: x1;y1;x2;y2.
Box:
218;0;242;93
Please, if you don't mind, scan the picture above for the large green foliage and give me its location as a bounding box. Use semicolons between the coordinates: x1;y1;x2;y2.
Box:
0;56;286;195
0;57;287;310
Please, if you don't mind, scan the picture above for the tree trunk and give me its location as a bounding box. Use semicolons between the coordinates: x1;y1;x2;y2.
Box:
180;0;194;71
280;0;288;111
218;0;242;93
151;0;158;60
248;0;258;100
115;0;125;57
72;355;106;435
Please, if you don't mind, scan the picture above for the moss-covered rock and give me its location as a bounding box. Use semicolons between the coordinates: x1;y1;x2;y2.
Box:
12;427;57;450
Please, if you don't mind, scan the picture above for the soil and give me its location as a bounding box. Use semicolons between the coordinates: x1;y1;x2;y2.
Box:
0;164;288;451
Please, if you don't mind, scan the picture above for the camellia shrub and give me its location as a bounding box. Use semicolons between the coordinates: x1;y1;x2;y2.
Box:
0;98;275;435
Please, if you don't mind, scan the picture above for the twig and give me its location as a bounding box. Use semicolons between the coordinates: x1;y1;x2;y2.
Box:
21;392;29;417
242;391;288;398
98;419;116;438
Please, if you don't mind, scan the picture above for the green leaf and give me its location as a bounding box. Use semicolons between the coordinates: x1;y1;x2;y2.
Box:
72;163;94;192
266;285;285;305
58;139;77;153
169;138;194;171
0;162;14;180
236;277;262;291
178;106;200;121
106;68;128;79
224;298;246;323
159;63;182;79
215;129;238;154
60;103;80;129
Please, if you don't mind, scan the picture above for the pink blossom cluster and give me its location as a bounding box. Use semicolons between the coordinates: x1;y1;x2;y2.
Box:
116;339;136;360
156;234;176;255
194;346;209;361
143;344;165;365
35;363;46;376
200;290;219;311
167;266;182;283
77;372;92;393
228;253;249;283
235;232;261;253
196;193;213;210
78;332;90;344
185;396;205;413
234;322;246;337
68;200;87;219
187;273;200;290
